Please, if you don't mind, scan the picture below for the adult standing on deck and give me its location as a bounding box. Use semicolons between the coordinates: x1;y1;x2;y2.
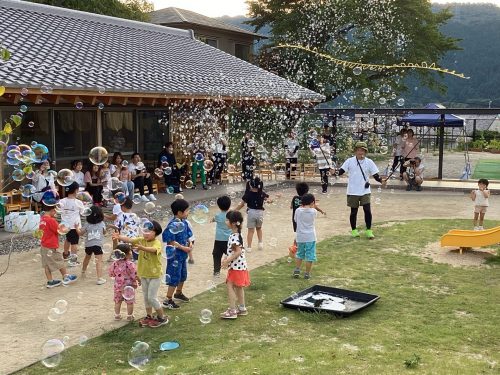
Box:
285;132;299;179
241;132;255;181
337;141;386;239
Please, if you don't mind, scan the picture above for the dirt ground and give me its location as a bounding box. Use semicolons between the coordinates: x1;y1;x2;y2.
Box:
1;184;499;374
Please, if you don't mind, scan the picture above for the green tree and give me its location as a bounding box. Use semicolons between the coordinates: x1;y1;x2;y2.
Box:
26;0;153;21
247;0;459;104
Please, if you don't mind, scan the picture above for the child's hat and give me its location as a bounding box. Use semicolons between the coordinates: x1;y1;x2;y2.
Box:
354;141;368;152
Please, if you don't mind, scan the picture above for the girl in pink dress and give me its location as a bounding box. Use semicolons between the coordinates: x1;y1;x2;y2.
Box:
108;243;138;321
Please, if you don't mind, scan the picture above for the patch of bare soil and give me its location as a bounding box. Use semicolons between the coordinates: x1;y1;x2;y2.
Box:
420;241;497;267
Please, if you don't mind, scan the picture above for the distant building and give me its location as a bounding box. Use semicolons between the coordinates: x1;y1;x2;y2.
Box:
149;7;266;62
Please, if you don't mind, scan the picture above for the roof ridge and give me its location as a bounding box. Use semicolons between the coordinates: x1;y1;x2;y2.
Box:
172;7;188;23
0;0;193;39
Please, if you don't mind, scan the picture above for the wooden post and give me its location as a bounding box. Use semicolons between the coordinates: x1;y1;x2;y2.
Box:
438;114;445;180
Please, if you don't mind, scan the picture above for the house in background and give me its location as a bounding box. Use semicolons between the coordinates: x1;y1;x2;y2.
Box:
149;7;266;62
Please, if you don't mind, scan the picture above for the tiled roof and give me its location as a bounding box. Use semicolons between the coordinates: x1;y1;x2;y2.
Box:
149;7;266;39
0;0;324;102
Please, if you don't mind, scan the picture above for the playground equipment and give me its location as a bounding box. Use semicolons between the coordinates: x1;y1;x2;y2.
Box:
440;226;500;254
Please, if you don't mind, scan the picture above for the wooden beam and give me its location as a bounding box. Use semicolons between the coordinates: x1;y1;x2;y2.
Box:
106;96;113;106
122;97;128;106
54;95;61;105
13;94;21;104
91;96;98;106
164;98;170;106
151;98;156;107
136;97;142;106
35;95;44;104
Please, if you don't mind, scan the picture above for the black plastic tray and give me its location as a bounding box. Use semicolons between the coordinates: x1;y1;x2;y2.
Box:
280;284;380;317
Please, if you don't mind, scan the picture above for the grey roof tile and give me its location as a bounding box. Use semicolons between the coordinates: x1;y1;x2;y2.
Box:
0;0;323;102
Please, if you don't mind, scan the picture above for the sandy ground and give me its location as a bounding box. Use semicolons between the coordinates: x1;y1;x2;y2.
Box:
1;183;499;374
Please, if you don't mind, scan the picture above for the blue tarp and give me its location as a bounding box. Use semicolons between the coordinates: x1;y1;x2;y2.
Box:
398;103;464;127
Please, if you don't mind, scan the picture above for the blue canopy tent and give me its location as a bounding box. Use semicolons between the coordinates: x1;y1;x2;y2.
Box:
397;104;465;179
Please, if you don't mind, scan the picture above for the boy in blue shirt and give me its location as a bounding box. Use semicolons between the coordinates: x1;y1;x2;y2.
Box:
211;195;232;277
162;199;193;309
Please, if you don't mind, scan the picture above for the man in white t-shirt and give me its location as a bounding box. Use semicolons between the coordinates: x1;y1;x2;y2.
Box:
285;132;299;179
337;141;386;239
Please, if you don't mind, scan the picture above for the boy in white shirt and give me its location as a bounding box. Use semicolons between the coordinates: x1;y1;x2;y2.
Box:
470;179;490;230
60;182;85;265
292;193;318;280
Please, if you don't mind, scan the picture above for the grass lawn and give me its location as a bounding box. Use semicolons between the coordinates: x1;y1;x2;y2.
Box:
19;219;500;375
472;159;500;180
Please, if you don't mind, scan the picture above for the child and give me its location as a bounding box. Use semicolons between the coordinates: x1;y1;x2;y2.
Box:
85;163;104;205
235;177;271;252
108;243;138;321
289;182;325;258
112;220;169;328
99;161;112;190
77;205;107;285
71;160;85;190
117;198;141;261
39;205;78;288
211;195;232;277
59;182;85;264
470;178;490;230
293;193;318;280
162;199;193;309
120;165;133;198
220;210;250;319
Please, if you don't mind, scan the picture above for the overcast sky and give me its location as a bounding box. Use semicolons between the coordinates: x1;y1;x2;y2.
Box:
151;0;500;17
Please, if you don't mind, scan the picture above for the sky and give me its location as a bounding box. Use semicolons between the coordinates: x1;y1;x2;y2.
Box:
151;0;500;17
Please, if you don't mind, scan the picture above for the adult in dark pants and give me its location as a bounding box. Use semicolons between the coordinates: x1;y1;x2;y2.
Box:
211;134;227;184
128;153;156;202
285;132;299;179
337;142;386;239
241;133;255;181
158;142;183;193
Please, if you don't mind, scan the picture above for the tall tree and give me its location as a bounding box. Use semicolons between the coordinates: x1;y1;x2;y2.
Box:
247;0;460;104
25;0;153;21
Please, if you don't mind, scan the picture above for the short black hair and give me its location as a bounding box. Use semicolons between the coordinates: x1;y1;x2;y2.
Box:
41;204;55;213
70;160;82;170
301;193;315;206
171;199;189;215
86;205;104;224
123;197;133;209
150;220;162;236
65;181;80;195
217;195;231;211
478;178;489;187
116;243;132;255
165;142;173;148
295;182;309;196
131;152;140;159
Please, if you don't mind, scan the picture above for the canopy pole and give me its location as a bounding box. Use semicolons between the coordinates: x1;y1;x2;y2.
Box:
438;114;445;179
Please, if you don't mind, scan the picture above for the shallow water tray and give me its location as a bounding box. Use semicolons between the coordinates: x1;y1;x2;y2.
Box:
280;285;380;317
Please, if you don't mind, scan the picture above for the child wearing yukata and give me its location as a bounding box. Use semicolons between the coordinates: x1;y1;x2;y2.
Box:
191;136;208;190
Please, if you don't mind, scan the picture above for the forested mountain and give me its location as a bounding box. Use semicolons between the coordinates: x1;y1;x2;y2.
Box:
218;3;500;108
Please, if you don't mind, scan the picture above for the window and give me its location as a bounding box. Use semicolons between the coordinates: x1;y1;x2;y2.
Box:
102;111;135;154
138;111;169;162
1;109;51;153
54;110;96;161
198;36;218;48
235;43;251;61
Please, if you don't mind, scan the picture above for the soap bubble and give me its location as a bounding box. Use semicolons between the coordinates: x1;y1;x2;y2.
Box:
28;121;35;128
154;168;163;178
128;341;151;371
97;86;106;94
20;87;28;96
378;97;387;105
380;146;388;155
195;152;204;162
269;238;277;247
199;309;213;324
121;160;128;168
75;102;83;109
40;85;53;94
203;160;214;171
353;67;362;75
88;146;109;165
144;202;156;214
98;103;105;110
185;180;193;189
57;224;70;235
206;280;217;293
21;184;36;198
114;191;126;205
166;186;174;194
362;88;370;96
42;190;60;206
161;161;169;169
80;207;92;217
76;191;93;206
122;286;135;301
165;274;171;284
169;220;185;234
278;317;289;326
110;177;123;191
56;169;75;186
397;98;405;106
78;335;88;346
54;299;68;314
132;194;142;205
164;245;175;260
375;198;381;205
191;204;209;224
12;169;25;181
174;193;184;200
62;336;70;345
373;91;380;98
163;167;172;176
41;339;64;368
48;308;61;322
156;365;167;375
20;104;28;113
377;187;382;193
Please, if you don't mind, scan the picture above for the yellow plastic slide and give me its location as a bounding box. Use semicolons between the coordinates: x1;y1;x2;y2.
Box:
440;226;500;248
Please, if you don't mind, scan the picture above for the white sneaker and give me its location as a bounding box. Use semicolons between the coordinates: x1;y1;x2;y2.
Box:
148;194;157;201
96;278;107;285
140;195;149;202
474;226;480;231
478;226;484;230
246;247;252;253
258;242;264;251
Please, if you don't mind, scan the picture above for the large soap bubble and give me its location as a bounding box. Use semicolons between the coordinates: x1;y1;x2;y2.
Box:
41;339;65;368
110;177;123;191
203;160;214;172
88;146;109;165
12;169;26;181
191;204;209;224
169;219;185;235
76;191;93;206
21;184;36;198
56;169;75;186
128;341;151;371
144;202;155;214
199;309;213;324
41;190;60;206
122;286;135;301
